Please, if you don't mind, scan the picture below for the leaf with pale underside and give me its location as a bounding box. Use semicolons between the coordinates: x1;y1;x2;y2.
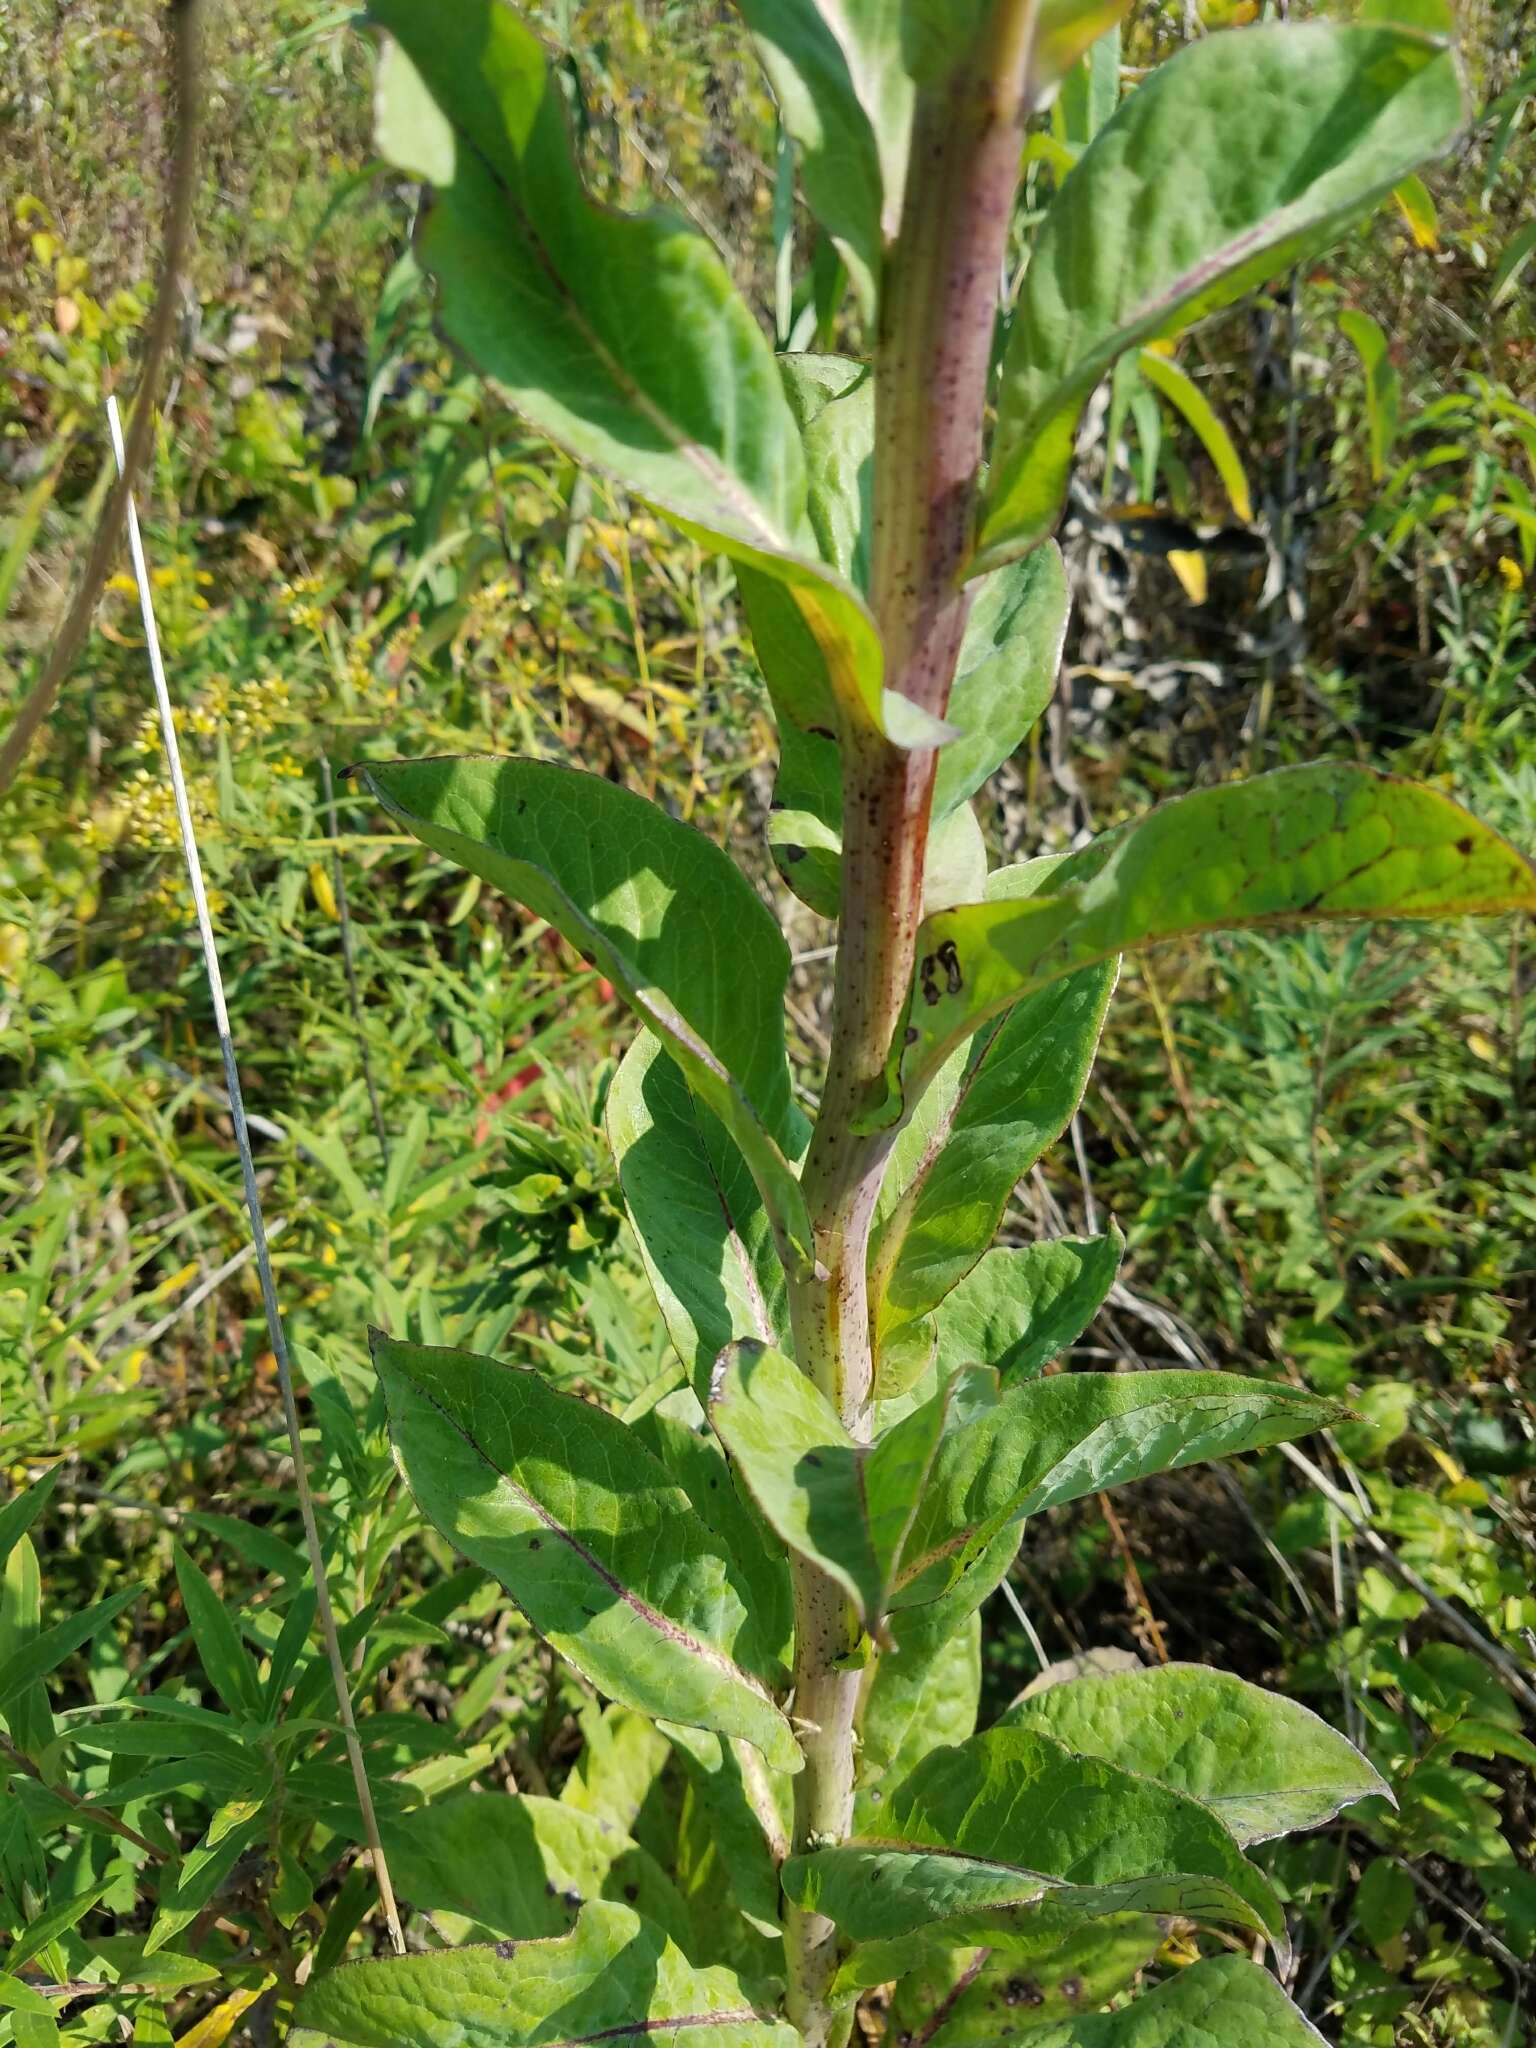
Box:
933;1235;1124;1385
783;1725;1285;1977
891;1369;1342;1611
881;763;1536;1120
374;1335;801;1775
371;1;883;734
1020;1952;1329;2045
1000;1664;1389;1846
607;1032;793;1403
978;22;1464;567
291;1899;797;2048
362;755;811;1266
709;1342;951;1635
379;1792;692;1951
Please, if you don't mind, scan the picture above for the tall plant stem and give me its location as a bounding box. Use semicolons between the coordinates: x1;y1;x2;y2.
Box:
783;10;1038;2044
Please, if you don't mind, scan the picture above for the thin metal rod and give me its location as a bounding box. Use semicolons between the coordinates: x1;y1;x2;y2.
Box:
105;395;406;1956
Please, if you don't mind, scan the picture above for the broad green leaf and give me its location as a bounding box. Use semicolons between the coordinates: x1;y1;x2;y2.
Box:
292;1899;797;2048
708;1341;951;1634
561;1703;672;1842
886;1916;1164;2044
855;1605;981;1829
173;1546;264;1721
1019;1952;1328;2045
892;1370;1341;1610
379;1791;692;1951
978;22;1463;566
607;1031;793;1404
0;1468;58;1571
783;1725;1285;1969
371;3;883;732
0;1585;141;1717
871;958;1116;1348
632;1386;794;1681
1001;1663;1389;1846
375;1335;801;1774
363;756;811;1266
933;1234;1123;1385
1136;351;1252;524
664;1721;788;1940
734;9;910;317
1055;20;1124;149
882;764;1536;1116
1338;310;1401;480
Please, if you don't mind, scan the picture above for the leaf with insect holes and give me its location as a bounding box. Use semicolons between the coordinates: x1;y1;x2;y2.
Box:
890;1369;1342;1612
292;1899;796;2048
378;1791;692;1950
880;764;1536;1120
978;22;1463;566
783;1725;1285;1979
886;1914;1166;2047
606;1031;793;1405
370;1;884;735
932;1234;1124;1386
870;948;1116;1353
374;1335;801;1775
1000;1663;1390;1846
1019;1952;1330;2046
708;1342;952;1635
362;756;812;1267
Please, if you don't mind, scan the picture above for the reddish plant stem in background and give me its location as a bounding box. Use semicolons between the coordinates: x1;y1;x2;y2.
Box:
783;11;1039;2045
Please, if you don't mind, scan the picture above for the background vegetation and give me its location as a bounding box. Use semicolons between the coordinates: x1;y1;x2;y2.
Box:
1;1;1533;2042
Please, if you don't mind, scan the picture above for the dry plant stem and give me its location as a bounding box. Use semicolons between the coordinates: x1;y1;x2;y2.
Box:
105;399;407;1960
782;12;1038;2044
0;0;201;804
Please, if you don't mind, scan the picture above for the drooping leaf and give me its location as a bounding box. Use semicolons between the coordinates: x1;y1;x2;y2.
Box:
855;1604;981;1828
709;1342;951;1634
870;958;1116;1349
882;764;1536;1117
292;1899;797;2048
1136;350;1252;524
933;1234;1123;1385
379;1791;692;1951
370;3;884;733
784;1725;1285;1973
1338;310;1401;480
631;1385;795;1681
1018;1952;1328;2045
892;1369;1341;1610
375;1335;801;1774
1001;1663;1389;1846
886;1915;1165;2045
978;22;1463;566
607;1031;793;1402
363;756;811;1265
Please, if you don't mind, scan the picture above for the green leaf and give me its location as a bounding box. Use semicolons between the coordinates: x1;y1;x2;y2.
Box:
1136;351;1252;524
892;1370;1340;1610
663;1721;788;1939
6;1883;110;1974
1490;218;1536;309
363;756;811;1267
933;1234;1124;1386
607;1032;793;1403
883;764;1536;1118
0;1468;58;1571
1035;0;1136;96
855;1605;981;1829
2;1536;54;1758
1016;1953;1328;2045
0;1585;141;1716
871;959;1117;1347
147;1811;266;1953
380;1791;692;1951
1001;1663;1388;1846
887;1917;1165;2046
1356;1856;1416;1948
978;22;1463;565
173;1547;264;1721
783;1725;1285;1971
292;1899;797;2048
708;1341;951;1634
375;1335;801;1775
370;3;882;734
1338;310;1401;480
